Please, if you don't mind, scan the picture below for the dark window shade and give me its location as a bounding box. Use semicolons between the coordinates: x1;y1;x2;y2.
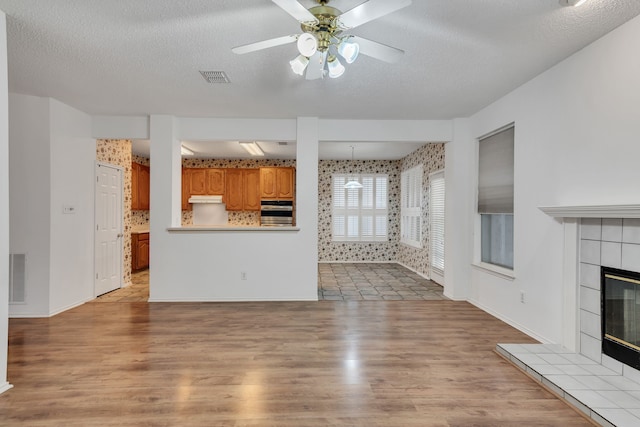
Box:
478;127;514;214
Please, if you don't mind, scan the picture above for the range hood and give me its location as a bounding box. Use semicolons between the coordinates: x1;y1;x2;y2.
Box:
188;195;223;204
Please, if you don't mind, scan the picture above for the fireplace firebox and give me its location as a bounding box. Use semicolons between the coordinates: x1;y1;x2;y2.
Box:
602;266;640;369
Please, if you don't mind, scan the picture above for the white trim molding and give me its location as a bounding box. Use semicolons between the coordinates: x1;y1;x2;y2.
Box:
539;204;640;218
0;382;13;395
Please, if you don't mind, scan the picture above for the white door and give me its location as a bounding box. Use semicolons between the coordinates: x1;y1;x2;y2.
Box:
95;163;123;296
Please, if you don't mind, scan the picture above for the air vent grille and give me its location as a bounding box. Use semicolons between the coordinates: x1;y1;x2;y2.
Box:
9;253;26;303
200;71;231;84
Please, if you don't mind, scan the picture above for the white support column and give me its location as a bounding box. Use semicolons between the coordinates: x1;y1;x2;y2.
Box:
562;218;579;352
0;10;13;394
149;115;180;301
296;117;319;297
443;118;474;300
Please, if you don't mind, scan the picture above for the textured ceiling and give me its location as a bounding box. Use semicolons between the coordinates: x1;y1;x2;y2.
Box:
0;0;639;122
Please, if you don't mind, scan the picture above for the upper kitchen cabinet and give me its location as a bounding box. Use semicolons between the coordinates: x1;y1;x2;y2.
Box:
131;162;150;211
182;169;191;211
182;168;227;210
260;167;295;199
206;169;225;195
226;168;260;211
188;168;207;195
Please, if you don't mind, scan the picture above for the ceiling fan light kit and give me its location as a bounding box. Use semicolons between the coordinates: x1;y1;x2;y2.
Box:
296;33;318;57
289;54;310;76
327;56;345;79
232;0;412;80
338;38;359;64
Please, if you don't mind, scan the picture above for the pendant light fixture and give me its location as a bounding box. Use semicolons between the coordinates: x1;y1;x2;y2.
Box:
344;145;363;189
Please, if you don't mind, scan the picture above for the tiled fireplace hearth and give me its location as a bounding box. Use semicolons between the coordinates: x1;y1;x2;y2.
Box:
499;206;640;427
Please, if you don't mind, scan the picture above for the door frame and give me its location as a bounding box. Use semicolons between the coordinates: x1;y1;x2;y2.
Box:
94;162;124;297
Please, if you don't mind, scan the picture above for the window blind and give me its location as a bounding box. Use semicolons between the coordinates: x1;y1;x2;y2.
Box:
430;171;445;275
401;165;422;248
478;126;514;214
332;174;388;242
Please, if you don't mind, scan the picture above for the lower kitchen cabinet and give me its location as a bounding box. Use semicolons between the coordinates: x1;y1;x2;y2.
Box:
131;232;149;272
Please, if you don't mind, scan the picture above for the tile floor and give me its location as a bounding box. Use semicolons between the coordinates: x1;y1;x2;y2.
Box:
318;263;446;301
497;343;640;427
94;264;445;303
94;269;149;302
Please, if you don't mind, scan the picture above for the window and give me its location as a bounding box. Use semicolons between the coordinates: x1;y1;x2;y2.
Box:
429;171;445;275
478;126;514;270
401;165;422;248
332;174;388;242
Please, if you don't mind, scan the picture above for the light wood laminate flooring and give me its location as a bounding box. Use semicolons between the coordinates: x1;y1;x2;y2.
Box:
1;300;592;426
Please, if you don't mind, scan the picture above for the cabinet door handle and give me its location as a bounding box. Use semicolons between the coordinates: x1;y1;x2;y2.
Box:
117;233;123;238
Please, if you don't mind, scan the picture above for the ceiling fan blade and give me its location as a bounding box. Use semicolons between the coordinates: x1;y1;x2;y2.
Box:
350;36;404;63
305;51;327;80
272;0;319;24
232;35;298;55
338;0;412;30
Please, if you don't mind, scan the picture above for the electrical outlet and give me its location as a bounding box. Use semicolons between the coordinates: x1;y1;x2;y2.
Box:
520;291;525;304
241;272;247;281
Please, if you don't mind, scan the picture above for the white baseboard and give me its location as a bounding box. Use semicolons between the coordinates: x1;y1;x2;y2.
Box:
467;297;551;344
396;262;430;280
0;382;13;395
318;260;395;264
147;297;319;303
48;298;92;317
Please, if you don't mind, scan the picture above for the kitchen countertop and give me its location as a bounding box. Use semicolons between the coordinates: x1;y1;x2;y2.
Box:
130;227;150;234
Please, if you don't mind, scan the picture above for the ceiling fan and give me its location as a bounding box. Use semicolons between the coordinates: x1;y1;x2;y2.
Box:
232;0;412;80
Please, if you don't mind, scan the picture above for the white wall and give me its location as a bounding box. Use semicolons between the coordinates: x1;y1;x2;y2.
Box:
48;99;94;314
9;94;94;317
454;14;640;344
8;94;51;316
0;10;12;395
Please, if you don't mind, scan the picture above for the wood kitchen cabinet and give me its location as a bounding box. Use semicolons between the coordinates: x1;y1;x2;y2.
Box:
188;168;225;195
131;232;149;272
226;168;260;211
131;162;150;210
182;168;226;210
181;169;191;211
188;168;207;195
207;169;225;195
260;167;294;199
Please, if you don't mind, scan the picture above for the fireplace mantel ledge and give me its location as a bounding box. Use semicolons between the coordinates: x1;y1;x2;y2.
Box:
539;204;640;218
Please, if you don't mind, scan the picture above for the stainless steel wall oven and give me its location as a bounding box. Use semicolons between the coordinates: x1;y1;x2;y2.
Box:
260;200;293;226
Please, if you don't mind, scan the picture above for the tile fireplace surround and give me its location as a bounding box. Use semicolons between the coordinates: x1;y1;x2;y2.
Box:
499;205;640;427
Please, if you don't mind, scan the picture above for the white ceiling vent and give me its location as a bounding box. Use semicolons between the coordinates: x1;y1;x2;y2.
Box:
200;71;230;84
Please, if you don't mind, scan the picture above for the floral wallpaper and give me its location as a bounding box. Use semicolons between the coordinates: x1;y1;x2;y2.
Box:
131;210;150;228
397;143;445;276
132;154;150;167
317;144;445;277
318;160;401;262
181;158;296;226
96;139;133;286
